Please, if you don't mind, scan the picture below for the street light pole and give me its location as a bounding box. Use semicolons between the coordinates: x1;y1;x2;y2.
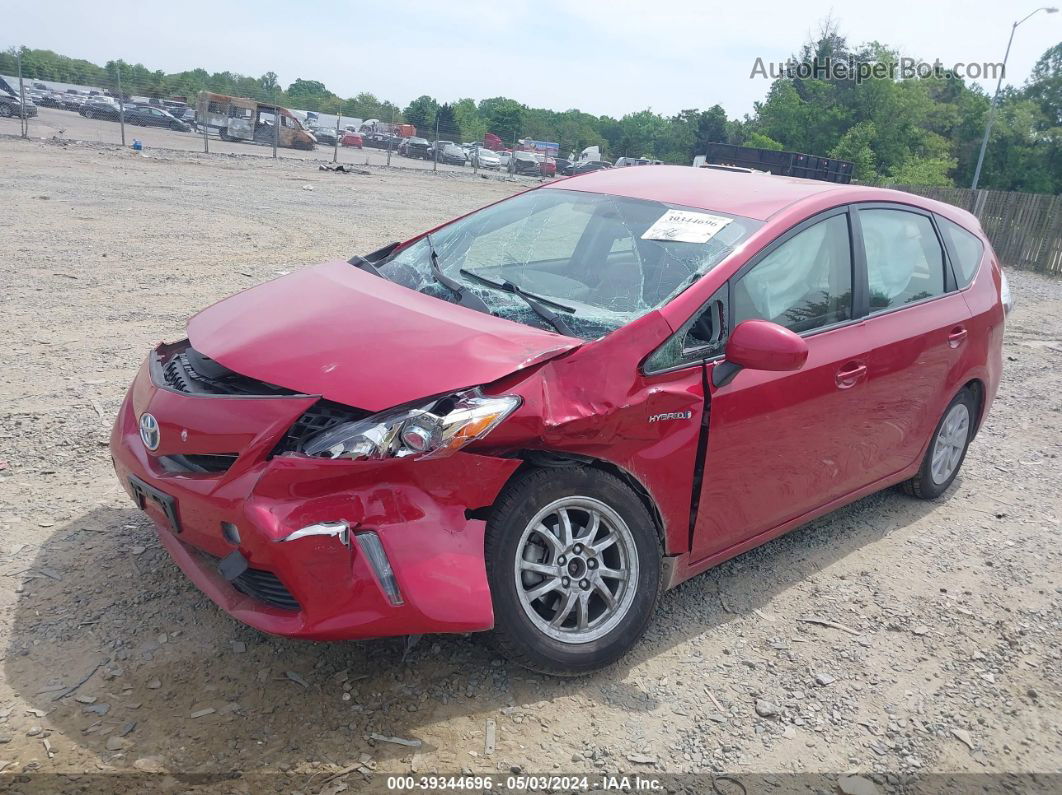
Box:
970;6;1059;190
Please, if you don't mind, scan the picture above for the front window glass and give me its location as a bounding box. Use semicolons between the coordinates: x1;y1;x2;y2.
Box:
377;189;762;340
732;213;853;333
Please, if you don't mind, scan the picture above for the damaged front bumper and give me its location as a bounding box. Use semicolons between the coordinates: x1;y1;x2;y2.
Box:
110;353;520;641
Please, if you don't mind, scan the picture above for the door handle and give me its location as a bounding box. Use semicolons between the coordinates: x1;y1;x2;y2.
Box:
835;360;867;389
948;326;968;348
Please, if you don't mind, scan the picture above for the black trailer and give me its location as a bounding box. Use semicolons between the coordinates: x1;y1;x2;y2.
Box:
700;143;854;184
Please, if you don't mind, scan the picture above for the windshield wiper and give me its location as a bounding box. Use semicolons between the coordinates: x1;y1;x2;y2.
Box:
348;241;400;278
459;268;576;336
426;235;491;313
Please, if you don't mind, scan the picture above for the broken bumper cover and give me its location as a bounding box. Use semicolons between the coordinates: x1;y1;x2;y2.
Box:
109;359;521;640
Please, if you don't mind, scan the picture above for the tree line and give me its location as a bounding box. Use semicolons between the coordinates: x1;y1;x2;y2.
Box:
2;25;1058;193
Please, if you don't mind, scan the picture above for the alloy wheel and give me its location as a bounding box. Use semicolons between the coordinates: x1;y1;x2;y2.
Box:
513;496;639;644
931;402;970;485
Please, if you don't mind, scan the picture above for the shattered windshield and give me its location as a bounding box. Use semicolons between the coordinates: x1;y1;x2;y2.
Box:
377;188;762;340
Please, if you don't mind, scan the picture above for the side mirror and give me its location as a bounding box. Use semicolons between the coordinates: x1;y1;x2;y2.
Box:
712;319;809;388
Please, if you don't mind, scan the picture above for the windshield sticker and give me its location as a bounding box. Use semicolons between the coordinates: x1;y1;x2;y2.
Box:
642;210;733;244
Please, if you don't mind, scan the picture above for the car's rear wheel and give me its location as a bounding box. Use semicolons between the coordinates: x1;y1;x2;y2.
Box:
0;105;12;118
902;388;976;499
485;467;661;675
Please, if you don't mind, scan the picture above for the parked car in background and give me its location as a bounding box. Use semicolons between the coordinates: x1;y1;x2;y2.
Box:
364;132;399;149
313;126;338;146
62;93;87;111
438;143;468;166
37;92;64;109
471;147;501;169
498;151;512;170
125;104;191;131
615;157;663;168
571;160;612;175
0;93;36;118
534;154;557;177
340;132;364;148
79;96;121;119
509;150;541;175
110;166;1007;675
554;157;572;175
401;136;431;159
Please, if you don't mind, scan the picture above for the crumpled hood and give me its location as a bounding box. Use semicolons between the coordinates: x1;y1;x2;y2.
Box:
187;260;580;411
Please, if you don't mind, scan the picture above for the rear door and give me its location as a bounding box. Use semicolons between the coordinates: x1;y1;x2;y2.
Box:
690;208;875;562
853;204;973;482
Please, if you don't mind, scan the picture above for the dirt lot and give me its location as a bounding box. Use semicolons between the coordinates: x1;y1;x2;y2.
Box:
0;136;1060;792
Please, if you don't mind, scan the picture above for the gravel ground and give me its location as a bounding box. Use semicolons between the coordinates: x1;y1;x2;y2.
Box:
0;136;1059;792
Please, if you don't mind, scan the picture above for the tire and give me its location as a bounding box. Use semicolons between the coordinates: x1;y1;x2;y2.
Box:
902;387;976;499
0;105;12;118
485;467;661;675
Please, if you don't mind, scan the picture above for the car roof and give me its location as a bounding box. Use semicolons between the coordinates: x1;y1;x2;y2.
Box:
549;164;926;221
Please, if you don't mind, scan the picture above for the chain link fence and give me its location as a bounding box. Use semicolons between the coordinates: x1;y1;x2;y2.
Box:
1;51;576;180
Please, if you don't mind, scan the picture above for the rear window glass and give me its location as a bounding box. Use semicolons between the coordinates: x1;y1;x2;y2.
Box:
938;218;985;288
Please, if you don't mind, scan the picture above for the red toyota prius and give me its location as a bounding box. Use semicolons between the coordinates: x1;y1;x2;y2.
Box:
111;166;1008;674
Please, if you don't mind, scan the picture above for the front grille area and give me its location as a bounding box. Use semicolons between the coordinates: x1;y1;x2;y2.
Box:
271;399;371;456
232;567;301;611
161;345;299;397
160;453;239;474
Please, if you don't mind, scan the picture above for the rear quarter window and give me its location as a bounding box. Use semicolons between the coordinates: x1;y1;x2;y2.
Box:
938;217;985;288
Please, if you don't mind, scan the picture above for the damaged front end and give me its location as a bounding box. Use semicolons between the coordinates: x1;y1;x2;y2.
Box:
110;340;522;640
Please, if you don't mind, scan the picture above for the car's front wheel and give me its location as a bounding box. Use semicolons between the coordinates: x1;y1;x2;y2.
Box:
0;104;13;118
902;387;977;499
485;467;661;675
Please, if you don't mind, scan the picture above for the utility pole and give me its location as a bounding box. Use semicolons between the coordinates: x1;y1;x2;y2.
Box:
116;60;126;147
971;6;1059;189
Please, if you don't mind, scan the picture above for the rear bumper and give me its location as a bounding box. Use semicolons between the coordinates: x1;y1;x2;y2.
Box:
110;358;521;640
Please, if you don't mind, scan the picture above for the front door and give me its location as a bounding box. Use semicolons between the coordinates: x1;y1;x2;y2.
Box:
691;209;874;562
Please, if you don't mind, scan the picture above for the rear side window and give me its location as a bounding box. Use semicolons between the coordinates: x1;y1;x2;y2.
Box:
860;209;944;311
937;217;985;288
732;213;853;333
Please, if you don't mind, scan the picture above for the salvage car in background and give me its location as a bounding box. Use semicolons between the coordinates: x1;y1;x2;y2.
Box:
508;150;540;175
340;131;363;148
111;166;1006;675
313;126;339;146
196;91;315;150
0;92;36;118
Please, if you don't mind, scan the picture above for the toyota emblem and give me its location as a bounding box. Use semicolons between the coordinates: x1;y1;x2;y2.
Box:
139;413;161;451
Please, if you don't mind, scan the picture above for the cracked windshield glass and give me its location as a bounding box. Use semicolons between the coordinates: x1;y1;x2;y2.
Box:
378;189;763;339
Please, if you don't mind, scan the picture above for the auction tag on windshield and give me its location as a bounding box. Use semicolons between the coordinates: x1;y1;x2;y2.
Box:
642;210;732;243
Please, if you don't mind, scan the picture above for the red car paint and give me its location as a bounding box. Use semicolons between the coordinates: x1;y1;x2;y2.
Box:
111;166;1004;644
187;261;580;411
340;132;363;148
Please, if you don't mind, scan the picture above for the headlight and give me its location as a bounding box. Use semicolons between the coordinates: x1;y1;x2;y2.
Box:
302;389;520;461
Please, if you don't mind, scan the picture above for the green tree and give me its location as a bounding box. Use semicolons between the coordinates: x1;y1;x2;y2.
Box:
435;102;460;140
403;94;438;131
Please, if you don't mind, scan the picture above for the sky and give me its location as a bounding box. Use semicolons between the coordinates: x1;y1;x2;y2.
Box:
5;0;1061;118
